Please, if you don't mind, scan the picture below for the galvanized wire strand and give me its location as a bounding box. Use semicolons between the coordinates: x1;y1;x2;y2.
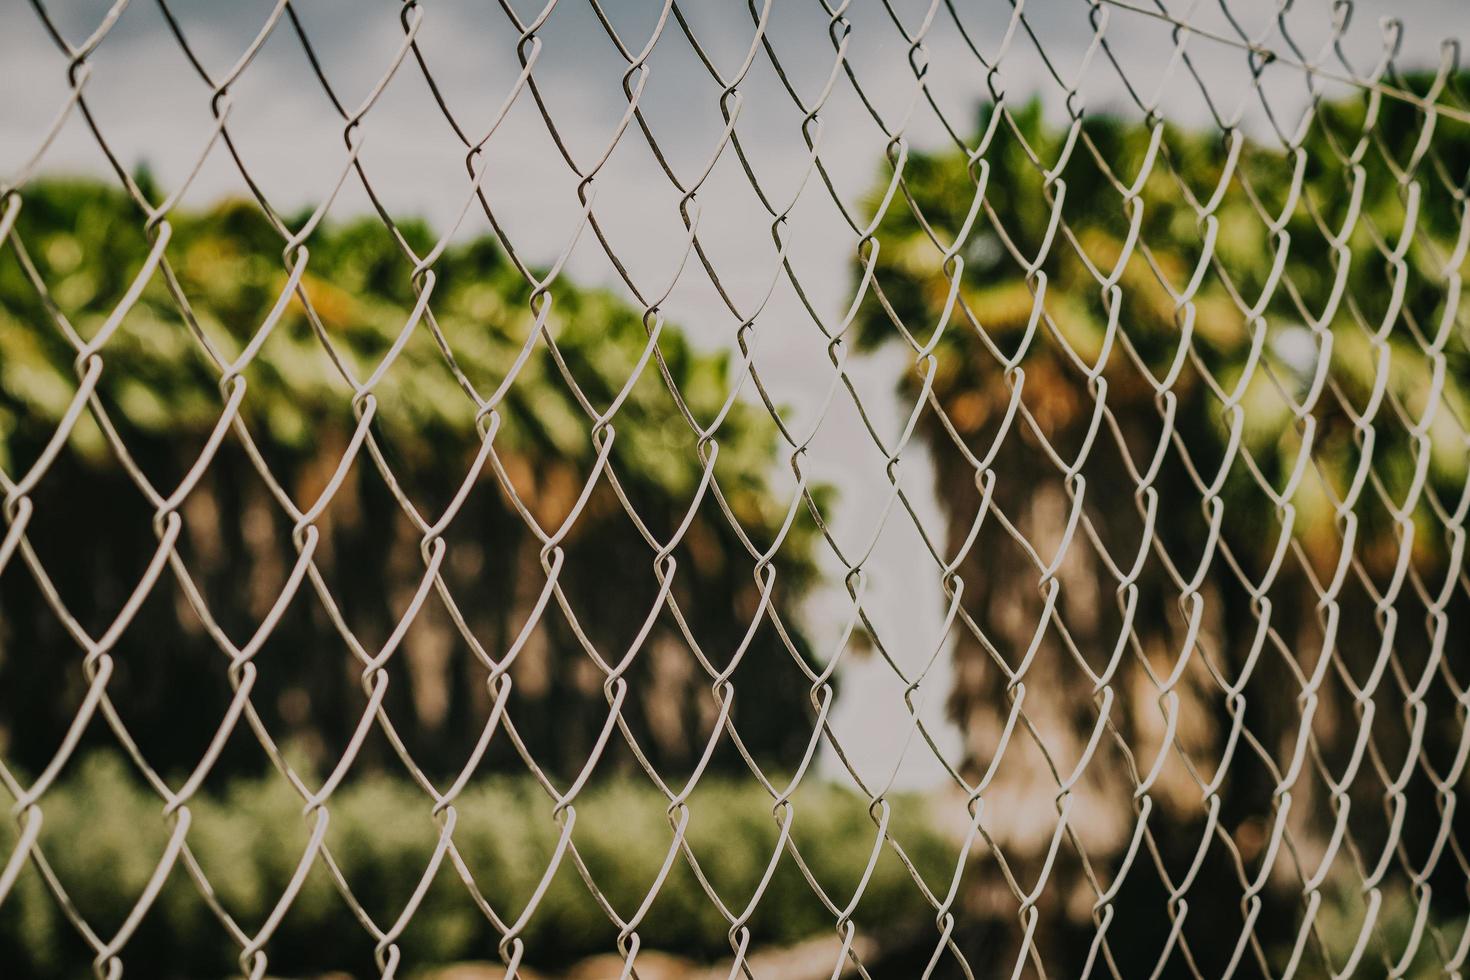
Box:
1;0;1468;978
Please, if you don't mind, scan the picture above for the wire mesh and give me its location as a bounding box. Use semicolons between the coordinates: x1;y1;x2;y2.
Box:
1;0;1469;977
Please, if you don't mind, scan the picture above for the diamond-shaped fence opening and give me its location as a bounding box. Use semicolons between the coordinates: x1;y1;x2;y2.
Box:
2;1;1469;977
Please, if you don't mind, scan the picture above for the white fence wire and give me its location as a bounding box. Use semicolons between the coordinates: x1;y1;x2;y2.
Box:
2;0;1470;977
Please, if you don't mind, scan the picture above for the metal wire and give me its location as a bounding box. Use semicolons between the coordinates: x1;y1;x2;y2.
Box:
1;0;1468;977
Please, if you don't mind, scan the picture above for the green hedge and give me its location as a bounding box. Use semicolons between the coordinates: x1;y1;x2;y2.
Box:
0;754;955;977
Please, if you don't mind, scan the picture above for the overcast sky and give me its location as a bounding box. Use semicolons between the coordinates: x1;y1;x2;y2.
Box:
4;0;1467;789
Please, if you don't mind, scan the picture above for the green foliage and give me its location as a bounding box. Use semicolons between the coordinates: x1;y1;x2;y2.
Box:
857;84;1470;570
0;178;802;537
0;754;953;977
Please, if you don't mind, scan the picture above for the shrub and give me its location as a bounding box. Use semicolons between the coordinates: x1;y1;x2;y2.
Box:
0;753;954;977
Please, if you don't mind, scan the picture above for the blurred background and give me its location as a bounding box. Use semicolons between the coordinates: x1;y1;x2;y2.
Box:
1;0;1469;977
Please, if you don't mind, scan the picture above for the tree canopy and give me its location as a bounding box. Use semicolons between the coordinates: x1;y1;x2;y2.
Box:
0;177;826;785
850;76;1470;975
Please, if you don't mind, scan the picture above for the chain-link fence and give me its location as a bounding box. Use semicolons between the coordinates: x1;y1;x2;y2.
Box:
2;0;1469;977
